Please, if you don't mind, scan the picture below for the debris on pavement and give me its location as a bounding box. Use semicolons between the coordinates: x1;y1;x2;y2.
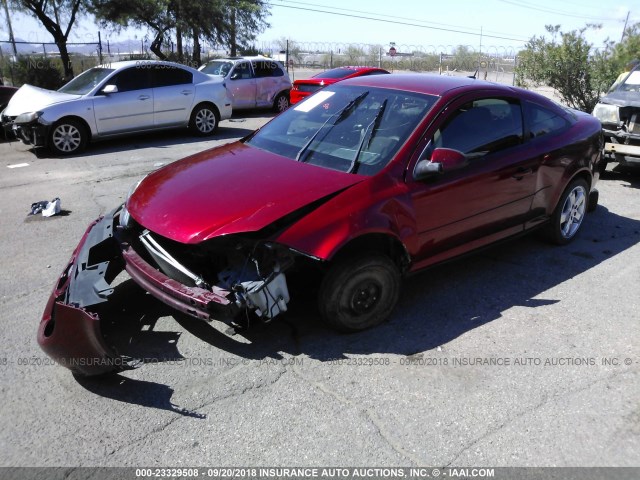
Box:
29;198;61;217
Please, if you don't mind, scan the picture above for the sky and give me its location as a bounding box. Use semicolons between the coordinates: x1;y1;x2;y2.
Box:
1;0;637;54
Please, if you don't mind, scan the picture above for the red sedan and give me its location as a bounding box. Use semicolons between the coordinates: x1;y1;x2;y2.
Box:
290;66;389;104
39;74;603;375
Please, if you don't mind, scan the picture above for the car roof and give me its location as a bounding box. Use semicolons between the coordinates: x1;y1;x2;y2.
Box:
96;60;198;71
339;73;516;97
222;56;276;61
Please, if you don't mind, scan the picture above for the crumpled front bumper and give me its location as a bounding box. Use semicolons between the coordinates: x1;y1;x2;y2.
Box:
38;207;236;376
10;120;48;147
602;126;640;165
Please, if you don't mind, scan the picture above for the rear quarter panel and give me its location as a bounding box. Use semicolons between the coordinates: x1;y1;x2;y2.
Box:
529;112;602;220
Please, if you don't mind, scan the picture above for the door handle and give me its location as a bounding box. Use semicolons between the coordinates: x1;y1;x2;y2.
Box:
138;95;150;100
512;167;533;180
180;90;192;96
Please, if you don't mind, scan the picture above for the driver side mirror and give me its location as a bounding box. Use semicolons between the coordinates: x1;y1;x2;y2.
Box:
101;84;118;95
230;71;241;80
414;147;468;181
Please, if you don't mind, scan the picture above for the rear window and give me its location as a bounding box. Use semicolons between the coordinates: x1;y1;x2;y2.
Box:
313;68;358;80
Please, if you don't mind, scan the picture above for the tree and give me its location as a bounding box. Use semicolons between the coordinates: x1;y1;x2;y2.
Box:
451;45;477;72
275;37;302;64
90;0;269;64
12;0;85;80
515;24;640;112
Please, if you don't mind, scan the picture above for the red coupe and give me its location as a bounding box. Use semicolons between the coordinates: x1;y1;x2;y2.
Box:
39;74;603;375
290;66;389;104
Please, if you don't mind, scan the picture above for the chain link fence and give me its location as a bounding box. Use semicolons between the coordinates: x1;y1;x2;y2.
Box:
255;41;520;84
1;38;521;87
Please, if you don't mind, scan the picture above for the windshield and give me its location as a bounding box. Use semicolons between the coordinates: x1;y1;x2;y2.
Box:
618;70;640;92
199;61;233;77
246;86;437;175
58;67;115;95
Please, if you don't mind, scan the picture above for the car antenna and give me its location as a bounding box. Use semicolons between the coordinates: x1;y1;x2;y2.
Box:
468;69;479;79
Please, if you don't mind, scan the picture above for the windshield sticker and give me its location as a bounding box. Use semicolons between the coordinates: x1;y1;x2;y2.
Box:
294;91;336;112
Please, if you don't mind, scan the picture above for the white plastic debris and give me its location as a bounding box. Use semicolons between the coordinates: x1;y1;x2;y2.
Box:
42;198;61;217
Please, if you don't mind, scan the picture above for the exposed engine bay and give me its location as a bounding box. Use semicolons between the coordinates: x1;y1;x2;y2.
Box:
135;228;293;321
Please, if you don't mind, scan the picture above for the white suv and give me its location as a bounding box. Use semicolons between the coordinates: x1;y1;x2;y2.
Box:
199;56;292;113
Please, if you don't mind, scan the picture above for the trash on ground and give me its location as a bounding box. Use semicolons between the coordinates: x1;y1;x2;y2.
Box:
29;198;61;217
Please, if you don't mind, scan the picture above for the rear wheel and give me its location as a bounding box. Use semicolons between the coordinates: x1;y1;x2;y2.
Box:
319;254;400;332
190;103;219;136
544;178;589;245
49;118;88;155
273;92;290;113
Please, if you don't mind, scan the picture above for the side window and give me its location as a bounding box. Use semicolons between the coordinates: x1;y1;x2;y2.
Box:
424;98;523;158
111;68;151;92
526;103;569;138
152;66;192;87
231;62;253;80
253;61;284;78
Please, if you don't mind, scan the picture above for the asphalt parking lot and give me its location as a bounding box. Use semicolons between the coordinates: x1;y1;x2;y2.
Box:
0;111;638;469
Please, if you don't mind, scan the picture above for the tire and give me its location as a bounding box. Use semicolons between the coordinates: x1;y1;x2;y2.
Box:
273;92;290;113
49;118;88;155
190;103;219;136
319;254;401;332
544;178;589;245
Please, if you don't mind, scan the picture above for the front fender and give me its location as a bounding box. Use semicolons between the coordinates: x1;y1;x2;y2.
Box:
276;175;419;262
40;99;97;136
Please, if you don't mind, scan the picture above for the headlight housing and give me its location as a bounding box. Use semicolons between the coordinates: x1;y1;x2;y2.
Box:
14;111;43;124
120;176;146;228
592;103;620;125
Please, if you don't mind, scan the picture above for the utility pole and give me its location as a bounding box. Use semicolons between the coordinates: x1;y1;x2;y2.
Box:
621;11;630;42
1;0;18;57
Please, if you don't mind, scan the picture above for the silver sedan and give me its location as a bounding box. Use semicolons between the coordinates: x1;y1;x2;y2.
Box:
1;60;233;155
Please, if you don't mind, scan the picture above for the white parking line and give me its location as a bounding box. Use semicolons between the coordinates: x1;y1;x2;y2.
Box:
7;163;29;169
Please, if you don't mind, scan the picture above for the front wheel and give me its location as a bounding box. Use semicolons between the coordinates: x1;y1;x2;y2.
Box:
190;104;219;136
319;254;401;332
544;178;589;245
49;118;88;155
273;92;290;113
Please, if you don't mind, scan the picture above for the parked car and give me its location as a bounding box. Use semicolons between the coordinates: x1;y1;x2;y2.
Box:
290;66;390;104
39;74;603;375
199;56;292;112
592;64;640;170
0;85;18;141
1;60;233;155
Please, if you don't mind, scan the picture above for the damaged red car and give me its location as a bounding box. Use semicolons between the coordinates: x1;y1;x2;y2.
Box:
39;74;604;375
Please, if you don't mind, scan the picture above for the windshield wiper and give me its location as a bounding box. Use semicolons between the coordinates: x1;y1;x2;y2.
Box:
348;99;388;174
295;91;369;162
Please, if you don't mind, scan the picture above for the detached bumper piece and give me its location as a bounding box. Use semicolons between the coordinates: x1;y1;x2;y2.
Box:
38;211;127;376
39;207;292;375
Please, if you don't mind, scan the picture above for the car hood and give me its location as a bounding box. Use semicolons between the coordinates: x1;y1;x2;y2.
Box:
127;142;365;244
3;84;80;115
599;91;640;108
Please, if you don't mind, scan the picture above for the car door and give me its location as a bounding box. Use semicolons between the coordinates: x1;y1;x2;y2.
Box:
252;60;285;107
151;65;194;127
227;61;257;109
92;67;153;135
407;95;540;267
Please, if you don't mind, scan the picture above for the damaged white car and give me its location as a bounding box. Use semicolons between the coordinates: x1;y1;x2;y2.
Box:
1;60;232;155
